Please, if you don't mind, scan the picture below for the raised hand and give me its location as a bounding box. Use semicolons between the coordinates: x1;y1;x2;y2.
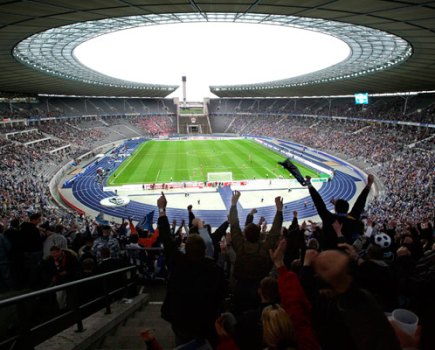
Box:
275;196;284;211
259;216;266;225
157;192;167;209
215;315;229;338
231;190;241;206
367;174;374;187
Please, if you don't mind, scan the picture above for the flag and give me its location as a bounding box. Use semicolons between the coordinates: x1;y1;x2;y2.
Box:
136;210;155;233
278;158;308;186
96;211;109;225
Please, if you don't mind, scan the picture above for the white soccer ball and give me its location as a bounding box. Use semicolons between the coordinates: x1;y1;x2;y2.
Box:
374;233;391;248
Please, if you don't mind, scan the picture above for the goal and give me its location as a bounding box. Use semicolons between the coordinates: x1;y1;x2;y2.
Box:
207;172;233;182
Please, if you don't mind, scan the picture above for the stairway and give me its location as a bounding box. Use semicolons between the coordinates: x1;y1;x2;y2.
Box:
95;283;174;350
217;185;233;211
36;284;175;350
217;185;249;225
96;302;175;350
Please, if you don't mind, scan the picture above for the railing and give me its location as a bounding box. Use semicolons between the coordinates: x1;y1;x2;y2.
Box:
0;265;137;350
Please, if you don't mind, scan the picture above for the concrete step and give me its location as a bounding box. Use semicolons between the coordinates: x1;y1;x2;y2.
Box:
97;302;175;350
36;293;150;350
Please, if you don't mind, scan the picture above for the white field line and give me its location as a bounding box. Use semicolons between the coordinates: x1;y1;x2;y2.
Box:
111;143;146;183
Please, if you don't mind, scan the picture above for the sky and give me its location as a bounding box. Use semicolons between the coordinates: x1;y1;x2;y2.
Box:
74;22;350;101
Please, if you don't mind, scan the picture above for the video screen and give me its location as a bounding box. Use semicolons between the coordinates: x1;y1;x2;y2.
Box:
354;92;369;105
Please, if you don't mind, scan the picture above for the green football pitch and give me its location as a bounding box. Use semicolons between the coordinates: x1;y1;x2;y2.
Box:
107;139;319;185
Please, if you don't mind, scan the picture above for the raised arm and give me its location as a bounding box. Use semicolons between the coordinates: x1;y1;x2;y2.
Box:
264;196;284;249
156;193;177;264
128;218;137;235
229;191;243;251
270;240;320;350
306;177;332;222
289;210;299;232
245;208;256;226
349;174;374;220
212;219;230;245
192;218;215;258
187;205;195;229
278;158;319;228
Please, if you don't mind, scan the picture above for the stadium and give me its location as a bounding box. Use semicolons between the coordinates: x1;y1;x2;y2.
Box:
0;1;434;350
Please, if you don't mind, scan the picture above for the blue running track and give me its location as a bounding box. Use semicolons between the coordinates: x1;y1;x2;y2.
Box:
70;144;362;228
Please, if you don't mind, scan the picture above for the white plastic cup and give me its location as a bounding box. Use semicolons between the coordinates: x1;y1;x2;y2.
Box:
392;309;419;335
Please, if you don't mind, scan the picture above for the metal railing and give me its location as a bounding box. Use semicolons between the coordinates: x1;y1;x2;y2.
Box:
0;265;137;350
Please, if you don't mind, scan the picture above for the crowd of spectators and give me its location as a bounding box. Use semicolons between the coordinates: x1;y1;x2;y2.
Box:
39;122;108;149
0;97;177;120
146;189;433;349
0;114;177;303
367;148;434;224
216;114;434;226
0;106;61;120
0;124;27;133
0;213;140;293
28;138;68;152
209;94;435;123
0;140;71;220
0;102;433;349
2;184;433;349
0;119;121;241
2;126;75;155
283;121;429;165
0;118;129;214
130;115;176;136
7;130;46;143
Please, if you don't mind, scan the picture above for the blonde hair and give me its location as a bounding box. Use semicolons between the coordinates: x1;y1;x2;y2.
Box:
261;304;295;350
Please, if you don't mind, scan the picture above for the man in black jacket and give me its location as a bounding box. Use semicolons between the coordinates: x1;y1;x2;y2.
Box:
306;173;374;249
21;212;45;288
157;193;226;347
279;158;374;249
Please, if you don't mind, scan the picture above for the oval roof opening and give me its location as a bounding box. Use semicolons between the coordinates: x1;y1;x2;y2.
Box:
74;22;350;100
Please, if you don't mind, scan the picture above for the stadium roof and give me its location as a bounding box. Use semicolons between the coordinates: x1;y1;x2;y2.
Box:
0;1;435;98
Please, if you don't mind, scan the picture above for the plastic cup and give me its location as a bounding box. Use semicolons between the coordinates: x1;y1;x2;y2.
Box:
391;309;419;335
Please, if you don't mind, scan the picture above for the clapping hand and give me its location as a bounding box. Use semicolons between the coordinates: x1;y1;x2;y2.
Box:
269;239;286;268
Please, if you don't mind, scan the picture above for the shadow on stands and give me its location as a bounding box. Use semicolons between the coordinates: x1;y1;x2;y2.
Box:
0;265;138;350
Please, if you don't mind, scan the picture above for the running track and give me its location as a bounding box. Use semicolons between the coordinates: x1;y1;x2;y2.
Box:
69;138;363;227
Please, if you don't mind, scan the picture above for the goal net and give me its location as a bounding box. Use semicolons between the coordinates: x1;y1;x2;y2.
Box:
207;172;233;182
